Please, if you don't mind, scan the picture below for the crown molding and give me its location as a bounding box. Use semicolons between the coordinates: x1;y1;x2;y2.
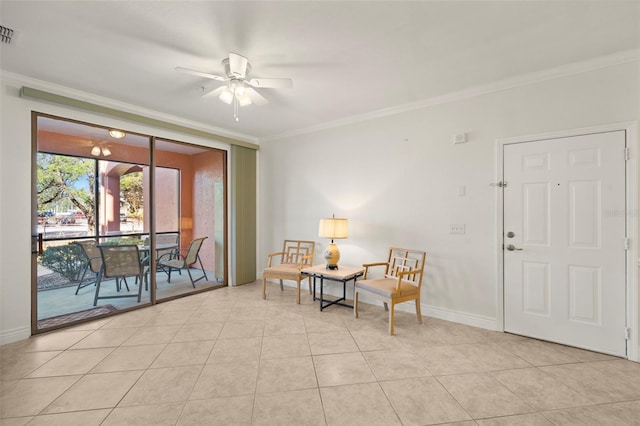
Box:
262;49;640;143
1;70;259;146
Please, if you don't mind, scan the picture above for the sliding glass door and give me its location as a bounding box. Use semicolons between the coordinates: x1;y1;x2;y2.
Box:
32;113;226;333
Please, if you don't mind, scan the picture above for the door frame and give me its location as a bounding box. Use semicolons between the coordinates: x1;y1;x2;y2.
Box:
495;121;639;361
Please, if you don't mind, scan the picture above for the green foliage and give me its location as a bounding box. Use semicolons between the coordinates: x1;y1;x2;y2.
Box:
39;243;85;282
120;172;144;220
37;153;96;229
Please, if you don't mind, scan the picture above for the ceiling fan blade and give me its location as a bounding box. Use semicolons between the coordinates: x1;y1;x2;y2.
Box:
228;52;249;79
202;86;227;98
246;88;269;106
248;78;293;89
175;67;227;81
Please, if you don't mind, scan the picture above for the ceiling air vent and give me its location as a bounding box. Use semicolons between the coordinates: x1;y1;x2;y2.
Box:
1;25;14;44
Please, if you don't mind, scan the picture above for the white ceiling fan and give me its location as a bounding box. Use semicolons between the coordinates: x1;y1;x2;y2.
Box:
176;52;293;121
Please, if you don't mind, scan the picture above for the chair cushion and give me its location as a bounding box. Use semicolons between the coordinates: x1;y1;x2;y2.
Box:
355;278;419;298
264;264;303;277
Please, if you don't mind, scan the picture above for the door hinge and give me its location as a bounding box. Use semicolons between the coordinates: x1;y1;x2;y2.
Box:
490;181;508;188
625;147;630;160
625;327;631;340
624;238;631;250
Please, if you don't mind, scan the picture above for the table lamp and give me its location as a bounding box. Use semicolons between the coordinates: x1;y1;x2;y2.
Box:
318;214;348;269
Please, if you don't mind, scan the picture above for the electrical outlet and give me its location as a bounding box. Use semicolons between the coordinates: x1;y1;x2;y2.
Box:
449;224;465;234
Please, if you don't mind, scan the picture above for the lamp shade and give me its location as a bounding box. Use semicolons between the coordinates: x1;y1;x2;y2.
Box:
318;217;348;240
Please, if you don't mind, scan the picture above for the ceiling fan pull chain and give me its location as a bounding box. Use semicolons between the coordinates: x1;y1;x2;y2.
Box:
233;96;239;121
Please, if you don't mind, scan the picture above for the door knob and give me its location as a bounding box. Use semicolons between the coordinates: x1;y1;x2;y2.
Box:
506;231;515;238
506;244;523;251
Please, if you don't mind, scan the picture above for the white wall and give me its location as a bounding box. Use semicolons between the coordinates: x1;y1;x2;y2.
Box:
258;60;640;339
0;73;237;344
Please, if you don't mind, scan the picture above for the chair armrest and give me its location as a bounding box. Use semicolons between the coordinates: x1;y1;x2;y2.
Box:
362;262;389;279
266;251;286;267
394;268;423;291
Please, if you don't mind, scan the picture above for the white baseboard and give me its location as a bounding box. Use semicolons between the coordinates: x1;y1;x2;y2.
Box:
0;326;31;346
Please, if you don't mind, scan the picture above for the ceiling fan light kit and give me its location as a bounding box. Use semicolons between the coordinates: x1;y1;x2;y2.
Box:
176;52;292;121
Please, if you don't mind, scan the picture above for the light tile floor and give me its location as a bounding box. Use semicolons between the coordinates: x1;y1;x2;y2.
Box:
2;281;640;425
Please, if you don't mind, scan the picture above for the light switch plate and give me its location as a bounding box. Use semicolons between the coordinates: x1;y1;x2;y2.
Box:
449;224;465;234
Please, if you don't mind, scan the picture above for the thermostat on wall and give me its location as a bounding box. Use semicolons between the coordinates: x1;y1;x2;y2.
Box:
453;133;467;144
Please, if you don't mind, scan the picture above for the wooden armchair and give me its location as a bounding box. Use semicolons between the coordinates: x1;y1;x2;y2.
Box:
354;247;426;335
262;240;315;304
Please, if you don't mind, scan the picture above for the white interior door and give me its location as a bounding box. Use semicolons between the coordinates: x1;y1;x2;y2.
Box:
503;131;627;356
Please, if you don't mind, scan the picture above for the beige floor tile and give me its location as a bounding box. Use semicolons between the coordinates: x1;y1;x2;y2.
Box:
416;344;482;375
43;370;143;413
256;356;317;393
207;336;262;363
229;305;268;321
178;395;254;425
495;339;579;366
100;311;153;329
587;359;640;392
457;343;532;371
433;323;491;345
188;309;231;323
102;402;184;426
90;343;165;373
303;316;347;333
540;363;640;404
253;388;326;426
171;322;223;342
0;376;80;418
438;372;534;419
351;330;408;352
490;368;594;410
607;400;640;424
307;331;359;355
545;342;618;362
119;365;202;406
144;309;194;326
313;352;376;387
321;383;401;426
218;320;265;339
362;349;431;381
7;331;93;353
261;334;310;359
263;317;307;335
0;351;61;381
0;417;33;425
121;324;182;346
476;413;553;426
151;340;215;368
27;348;114;377
190;361;258;399
70;328;137;349
541;403;637;425
380;377;471;425
27;409;111;426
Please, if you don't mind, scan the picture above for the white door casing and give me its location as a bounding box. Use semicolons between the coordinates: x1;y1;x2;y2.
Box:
503;130;627;357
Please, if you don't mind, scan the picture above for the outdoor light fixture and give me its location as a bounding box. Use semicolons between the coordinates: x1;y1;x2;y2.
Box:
91;146;111;157
318;214;349;270
108;129;126;139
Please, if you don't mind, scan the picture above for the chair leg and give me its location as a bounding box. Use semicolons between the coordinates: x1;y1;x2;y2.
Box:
279;279;284;291
383;301;389;311
415;298;423;324
354;290;359;318
308;276;312;294
187;269;197;288
262;275;267;300
389;302;395;335
93;269;104;306
296;280;301;304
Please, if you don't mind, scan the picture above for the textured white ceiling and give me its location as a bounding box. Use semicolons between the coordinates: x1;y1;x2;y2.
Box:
1;1;639;141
